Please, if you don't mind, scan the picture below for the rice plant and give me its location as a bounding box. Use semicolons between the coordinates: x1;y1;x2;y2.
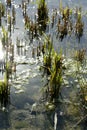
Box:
37;0;48;34
43;35;53;75
41;35;63;107
6;0;11;7
56;3;84;42
0;2;5;26
48;50;63;102
0;62;10;108
74;49;86;63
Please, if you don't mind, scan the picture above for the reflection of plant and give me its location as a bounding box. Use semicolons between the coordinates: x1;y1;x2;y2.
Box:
37;0;48;34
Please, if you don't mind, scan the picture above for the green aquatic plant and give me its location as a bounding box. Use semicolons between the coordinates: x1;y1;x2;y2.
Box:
0;81;6;94
6;0;11;7
43;55;51;75
56;4;84;42
59;0;72;20
41;35;63;102
59;0;63;13
0;61;10;107
49;50;63;102
75;17;84;42
4;71;8;87
74;49;86;63
0;2;5;26
24;15;30;29
2;26;8;47
62;7;70;20
6;61;11;74
78;72;87;111
0;71;10;107
0;2;5;17
12;5;16;25
80;85;87;109
57;18;68;41
22;1;27;16
30;21;38;38
56;6;73;41
7;15;11;35
43;35;53;75
40;33;64;102
37;0;48;34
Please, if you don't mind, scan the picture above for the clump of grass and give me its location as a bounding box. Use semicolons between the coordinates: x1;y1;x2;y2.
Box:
0;2;5;26
1;26;8;47
24;15;30;29
0;80;9;108
75;21;84;42
37;0;48;34
41;35;63;105
0;81;6;94
0;2;5;17
12;5;16;25
78;80;87;111
0;65;10;107
48;50;63;102
6;0;11;7
24;15;39;40
7;15;11;35
56;3;84;42
43;35;53;75
74;49;86;63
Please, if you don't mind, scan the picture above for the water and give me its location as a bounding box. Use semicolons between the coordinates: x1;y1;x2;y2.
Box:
0;0;87;130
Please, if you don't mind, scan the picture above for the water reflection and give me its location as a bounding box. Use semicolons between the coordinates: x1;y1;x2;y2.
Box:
0;0;87;130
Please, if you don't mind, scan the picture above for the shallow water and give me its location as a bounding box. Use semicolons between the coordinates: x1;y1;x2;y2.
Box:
0;0;87;130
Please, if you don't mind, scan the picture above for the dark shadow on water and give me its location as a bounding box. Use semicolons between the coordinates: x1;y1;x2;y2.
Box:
0;111;10;129
0;90;11;129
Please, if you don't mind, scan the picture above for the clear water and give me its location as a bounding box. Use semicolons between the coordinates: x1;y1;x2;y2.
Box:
0;0;87;130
